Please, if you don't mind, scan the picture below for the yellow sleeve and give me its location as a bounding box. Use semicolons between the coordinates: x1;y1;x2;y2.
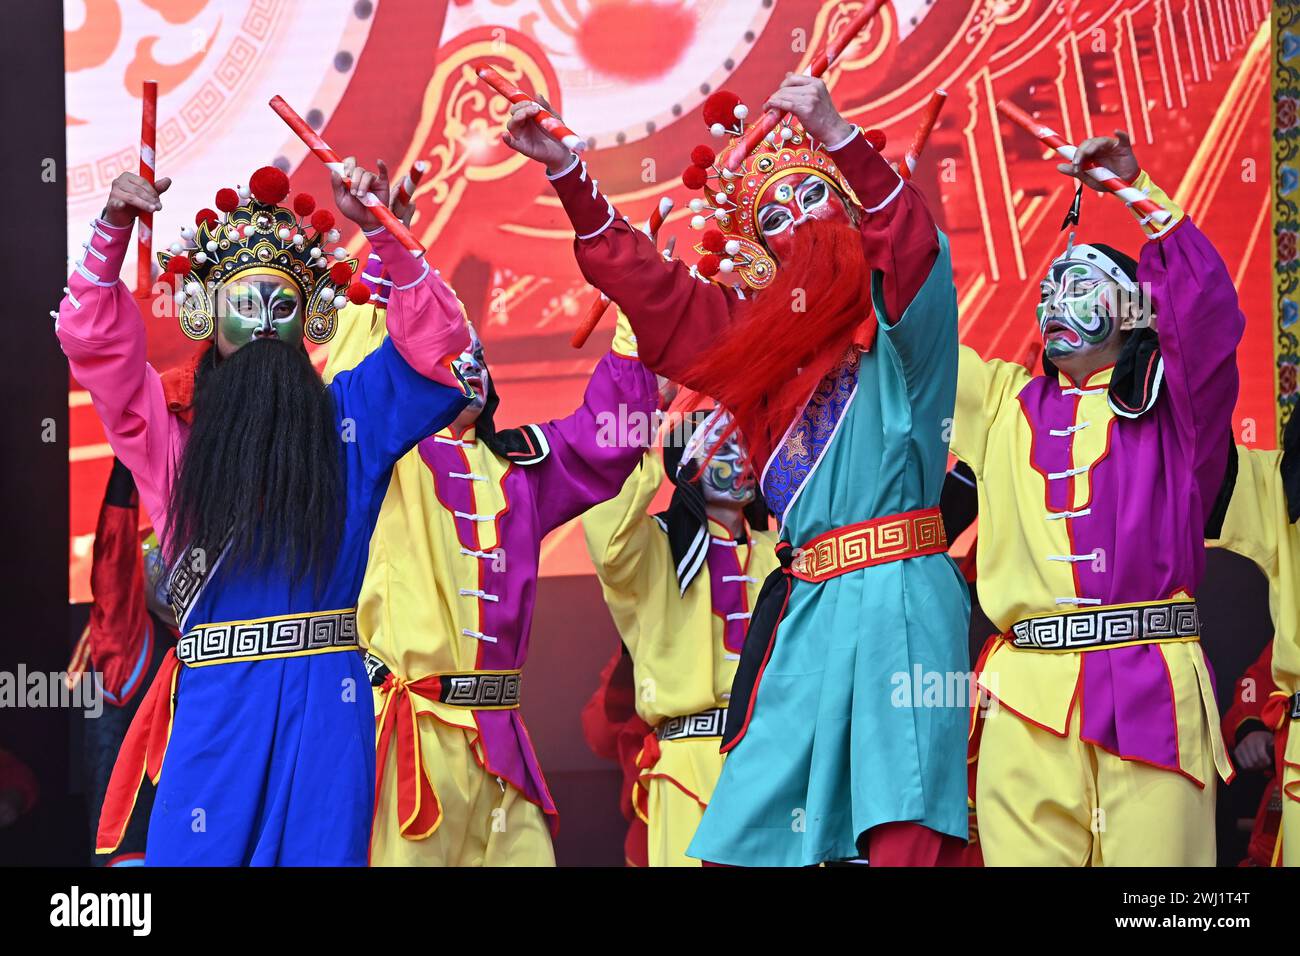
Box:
322;302;388;383
1127;170;1186;240
610;307;638;359
951;344;1031;475
582;449;666;601
1207;446;1283;574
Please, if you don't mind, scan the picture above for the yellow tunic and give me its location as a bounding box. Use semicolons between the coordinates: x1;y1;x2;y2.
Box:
582;450;778;865
1207;445;1300;865
324;302;548;867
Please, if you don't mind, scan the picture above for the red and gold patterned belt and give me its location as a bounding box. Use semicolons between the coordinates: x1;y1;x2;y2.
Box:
787;506;948;584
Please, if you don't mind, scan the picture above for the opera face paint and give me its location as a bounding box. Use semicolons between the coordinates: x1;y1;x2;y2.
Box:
687;414;756;507
452;325;490;417
214;272;304;356
756;171;853;262
1036;259;1122;361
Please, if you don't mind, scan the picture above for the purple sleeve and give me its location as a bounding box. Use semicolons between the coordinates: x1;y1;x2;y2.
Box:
1140;218;1245;517
55;219;183;543
530;351;660;533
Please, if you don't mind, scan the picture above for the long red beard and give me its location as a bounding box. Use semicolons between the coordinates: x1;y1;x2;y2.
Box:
679;219;872;470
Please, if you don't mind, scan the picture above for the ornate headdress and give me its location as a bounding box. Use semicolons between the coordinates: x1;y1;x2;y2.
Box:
680;90;871;291
157;166;369;344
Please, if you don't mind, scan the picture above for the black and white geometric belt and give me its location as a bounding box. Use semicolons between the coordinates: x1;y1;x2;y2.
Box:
176;608;359;667
1008;598;1201;652
1290;692;1300;721
364;653;521;709
656;706;728;741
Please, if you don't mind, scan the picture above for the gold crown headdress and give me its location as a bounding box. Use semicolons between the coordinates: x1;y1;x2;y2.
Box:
158;166;369;344
680;91;880;291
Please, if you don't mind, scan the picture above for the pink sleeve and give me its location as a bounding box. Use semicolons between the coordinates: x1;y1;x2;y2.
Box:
363;227;470;388
826;128;940;324
56;219;183;544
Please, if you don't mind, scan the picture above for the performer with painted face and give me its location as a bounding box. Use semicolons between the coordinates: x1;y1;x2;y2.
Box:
505;73;969;866
582;402;778;866
1208;412;1300;865
954;129;1245;865
324;253;658;866
59;158;472;865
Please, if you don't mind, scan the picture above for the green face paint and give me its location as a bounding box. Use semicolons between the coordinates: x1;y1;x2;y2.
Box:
214;271;304;354
1036;261;1119;360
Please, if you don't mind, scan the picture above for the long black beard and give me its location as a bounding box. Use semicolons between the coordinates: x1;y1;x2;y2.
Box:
166;339;344;593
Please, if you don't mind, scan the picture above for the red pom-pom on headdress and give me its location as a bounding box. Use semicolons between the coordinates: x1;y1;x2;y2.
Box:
167;255;192;275
701;229;726;254
249;166;290;205
697;254;721;278
690;145;716;168
346;281;371;305
702;91;742;129
195;208;219;229
864;128;887;151
293;193;317;217
215;188;240;213
329;262;353;285
682;165;708;190
310;209;335;233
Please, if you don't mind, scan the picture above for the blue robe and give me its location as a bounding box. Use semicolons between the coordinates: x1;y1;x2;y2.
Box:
146;338;468;865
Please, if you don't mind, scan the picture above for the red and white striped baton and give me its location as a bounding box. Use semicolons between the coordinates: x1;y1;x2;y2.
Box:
996;100;1170;225
268;95;426;256
137;80;157;296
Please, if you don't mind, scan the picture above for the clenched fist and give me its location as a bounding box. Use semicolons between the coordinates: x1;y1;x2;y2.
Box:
1058;130;1141;190
102;172;172;229
331;157;392;232
501;99;576;176
762;75;855;147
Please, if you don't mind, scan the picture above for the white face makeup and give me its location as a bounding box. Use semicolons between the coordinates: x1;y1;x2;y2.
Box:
754;172;852;262
1036;258;1123;362
682;410;756;507
452;324;489;418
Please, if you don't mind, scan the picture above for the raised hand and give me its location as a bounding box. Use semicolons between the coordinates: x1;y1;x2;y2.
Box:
762;74;855;147
102;172;172;228
331;157;391;232
1058;130;1141;191
501;100;574;176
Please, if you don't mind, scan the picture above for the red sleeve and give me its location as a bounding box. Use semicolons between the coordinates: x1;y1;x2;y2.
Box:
88;459;152;706
550;158;742;385
827;130;940;324
1222;643;1277;742
581;646;637;761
